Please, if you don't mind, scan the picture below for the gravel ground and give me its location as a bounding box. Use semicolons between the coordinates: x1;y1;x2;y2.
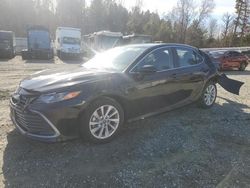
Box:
0;57;250;188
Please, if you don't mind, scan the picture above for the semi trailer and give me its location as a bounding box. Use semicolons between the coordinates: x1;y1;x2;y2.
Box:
21;26;53;60
0;30;15;58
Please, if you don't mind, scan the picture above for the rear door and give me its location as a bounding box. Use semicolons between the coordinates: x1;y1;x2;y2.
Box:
171;47;209;102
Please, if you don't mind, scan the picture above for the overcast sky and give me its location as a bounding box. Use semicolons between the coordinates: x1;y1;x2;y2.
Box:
121;0;235;18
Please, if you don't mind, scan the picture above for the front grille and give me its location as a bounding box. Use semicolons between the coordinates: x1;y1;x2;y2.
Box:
11;94;55;136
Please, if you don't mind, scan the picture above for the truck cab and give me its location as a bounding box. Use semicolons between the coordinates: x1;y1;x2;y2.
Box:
56;27;82;59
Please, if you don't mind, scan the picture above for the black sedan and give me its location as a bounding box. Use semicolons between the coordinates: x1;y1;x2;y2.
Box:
10;44;242;143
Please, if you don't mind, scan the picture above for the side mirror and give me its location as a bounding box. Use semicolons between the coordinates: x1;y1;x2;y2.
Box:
138;65;157;74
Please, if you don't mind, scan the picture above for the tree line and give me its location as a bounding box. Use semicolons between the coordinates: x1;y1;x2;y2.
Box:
0;0;250;48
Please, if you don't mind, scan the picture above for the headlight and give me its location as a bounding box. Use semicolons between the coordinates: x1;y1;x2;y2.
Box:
37;91;81;104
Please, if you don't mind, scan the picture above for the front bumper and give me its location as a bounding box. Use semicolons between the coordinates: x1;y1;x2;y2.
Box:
10;99;63;142
10;95;85;142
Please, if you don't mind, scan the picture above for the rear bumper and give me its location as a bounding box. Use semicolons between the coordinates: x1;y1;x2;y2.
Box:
0;49;14;58
59;51;82;58
22;49;53;59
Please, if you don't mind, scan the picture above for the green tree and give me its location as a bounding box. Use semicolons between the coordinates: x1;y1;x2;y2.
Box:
56;0;84;28
232;0;250;46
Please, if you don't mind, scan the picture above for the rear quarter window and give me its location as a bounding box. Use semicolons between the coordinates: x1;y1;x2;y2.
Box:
175;48;203;67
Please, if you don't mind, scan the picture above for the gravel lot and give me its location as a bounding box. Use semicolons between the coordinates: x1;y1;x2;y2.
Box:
0;57;250;188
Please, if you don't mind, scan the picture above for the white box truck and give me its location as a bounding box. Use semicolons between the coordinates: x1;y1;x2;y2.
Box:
56;27;82;59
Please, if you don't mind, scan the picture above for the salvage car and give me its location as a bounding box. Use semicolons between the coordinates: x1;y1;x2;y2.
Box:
209;50;249;71
10;44;244;143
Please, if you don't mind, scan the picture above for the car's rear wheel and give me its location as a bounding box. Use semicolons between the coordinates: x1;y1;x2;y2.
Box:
239;62;247;71
198;82;217;108
80;97;124;143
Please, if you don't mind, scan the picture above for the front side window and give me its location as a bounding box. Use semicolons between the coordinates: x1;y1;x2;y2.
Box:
133;48;174;72
176;48;203;67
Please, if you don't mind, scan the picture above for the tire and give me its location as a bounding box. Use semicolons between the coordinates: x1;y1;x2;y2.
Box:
239;62;247;71
198;82;217;109
80;97;124;143
47;51;54;60
21;51;29;60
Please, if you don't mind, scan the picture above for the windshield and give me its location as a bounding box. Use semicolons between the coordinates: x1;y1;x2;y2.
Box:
82;46;147;72
210;51;225;58
98;36;121;50
63;37;81;45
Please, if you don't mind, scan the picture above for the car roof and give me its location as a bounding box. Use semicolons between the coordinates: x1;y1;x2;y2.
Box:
124;43;197;50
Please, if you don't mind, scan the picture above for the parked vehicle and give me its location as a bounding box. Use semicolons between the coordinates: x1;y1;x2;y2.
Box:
56;27;82;59
0;30;15;58
241;50;250;59
21;26;53;60
122;34;152;45
84;31;123;52
10;44;243;143
15;37;27;55
209;50;249;71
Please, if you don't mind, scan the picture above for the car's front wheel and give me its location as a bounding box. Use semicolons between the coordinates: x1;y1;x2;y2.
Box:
80;97;124;143
198;82;217;108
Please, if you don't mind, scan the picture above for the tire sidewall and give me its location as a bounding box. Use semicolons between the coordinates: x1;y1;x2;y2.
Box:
200;82;217;108
80;97;124;143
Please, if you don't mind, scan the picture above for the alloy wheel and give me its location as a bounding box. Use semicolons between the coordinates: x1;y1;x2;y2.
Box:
89;105;120;139
204;84;216;106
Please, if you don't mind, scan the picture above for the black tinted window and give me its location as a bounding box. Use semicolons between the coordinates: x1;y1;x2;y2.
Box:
135;48;174;71
231;51;241;57
176;48;202;67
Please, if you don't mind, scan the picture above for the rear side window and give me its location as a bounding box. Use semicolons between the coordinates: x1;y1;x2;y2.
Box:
175;48;203;67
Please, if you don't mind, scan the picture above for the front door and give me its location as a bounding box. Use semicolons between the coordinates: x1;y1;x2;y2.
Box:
125;47;184;118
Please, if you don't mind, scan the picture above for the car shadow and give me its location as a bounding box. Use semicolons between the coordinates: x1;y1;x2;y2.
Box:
2;98;250;187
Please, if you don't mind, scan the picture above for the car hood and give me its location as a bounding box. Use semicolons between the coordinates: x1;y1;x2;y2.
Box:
20;66;114;93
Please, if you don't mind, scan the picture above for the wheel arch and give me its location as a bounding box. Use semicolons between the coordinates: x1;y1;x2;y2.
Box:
77;94;128;122
207;75;218;84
